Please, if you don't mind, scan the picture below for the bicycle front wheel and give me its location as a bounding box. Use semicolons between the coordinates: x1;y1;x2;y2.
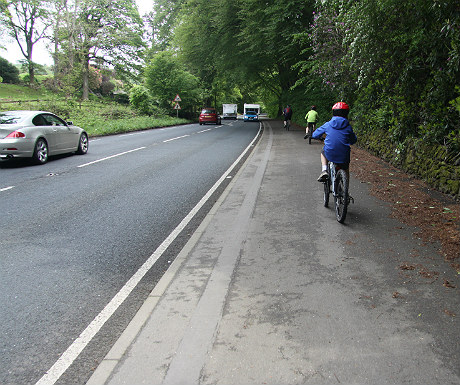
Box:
334;169;349;223
323;178;330;207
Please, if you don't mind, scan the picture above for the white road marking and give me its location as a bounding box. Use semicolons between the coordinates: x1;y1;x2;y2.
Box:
163;135;189;143
197;128;213;133
119;132;145;137
77;147;146;168
34;127;262;385
0;186;14;192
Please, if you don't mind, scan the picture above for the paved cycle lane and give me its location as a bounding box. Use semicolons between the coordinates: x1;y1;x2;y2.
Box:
88;119;460;385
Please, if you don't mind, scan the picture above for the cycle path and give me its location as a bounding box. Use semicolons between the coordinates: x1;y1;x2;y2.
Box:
88;119;460;384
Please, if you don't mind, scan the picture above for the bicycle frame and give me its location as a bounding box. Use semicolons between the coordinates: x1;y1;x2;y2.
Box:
323;161;350;223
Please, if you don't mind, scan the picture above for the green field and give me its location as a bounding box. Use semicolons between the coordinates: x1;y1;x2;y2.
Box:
0;84;190;136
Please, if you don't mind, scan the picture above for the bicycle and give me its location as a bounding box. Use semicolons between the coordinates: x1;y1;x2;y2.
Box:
322;161;353;223
284;119;291;131
305;122;316;144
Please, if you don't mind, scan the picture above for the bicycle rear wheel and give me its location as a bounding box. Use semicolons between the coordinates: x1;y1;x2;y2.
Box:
334;169;349;223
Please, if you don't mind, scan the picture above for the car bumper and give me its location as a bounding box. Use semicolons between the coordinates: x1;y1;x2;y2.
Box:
0;139;34;159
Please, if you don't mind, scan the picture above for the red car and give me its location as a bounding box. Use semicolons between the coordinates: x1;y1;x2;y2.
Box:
199;108;221;125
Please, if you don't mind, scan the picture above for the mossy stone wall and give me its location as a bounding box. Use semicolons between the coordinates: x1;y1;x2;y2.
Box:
358;130;460;200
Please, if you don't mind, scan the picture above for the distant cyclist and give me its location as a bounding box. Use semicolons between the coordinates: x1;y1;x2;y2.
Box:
283;104;293;130
311;102;357;182
304;105;319;139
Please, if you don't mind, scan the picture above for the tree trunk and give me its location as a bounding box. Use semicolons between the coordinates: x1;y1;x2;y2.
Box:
27;40;35;85
82;56;90;100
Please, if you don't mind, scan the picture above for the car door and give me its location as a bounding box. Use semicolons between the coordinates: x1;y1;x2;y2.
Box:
42;114;73;153
32;114;59;153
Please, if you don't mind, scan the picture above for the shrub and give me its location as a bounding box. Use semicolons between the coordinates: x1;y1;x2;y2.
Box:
0;57;20;84
129;84;156;115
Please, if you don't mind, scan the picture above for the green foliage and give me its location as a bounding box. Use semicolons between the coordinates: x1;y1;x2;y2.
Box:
129;84;156;115
0;56;20;83
169;0;316;116
147;0;187;52
0;0;52;84
21;73;39;85
144;51;202;115
298;0;460;162
0;82;51;99
74;113;189;136
0;83;191;136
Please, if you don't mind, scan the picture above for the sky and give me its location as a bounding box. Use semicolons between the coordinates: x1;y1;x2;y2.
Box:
1;0;153;65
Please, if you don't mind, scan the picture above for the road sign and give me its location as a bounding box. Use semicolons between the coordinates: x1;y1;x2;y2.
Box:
174;103;181;110
174;94;181;102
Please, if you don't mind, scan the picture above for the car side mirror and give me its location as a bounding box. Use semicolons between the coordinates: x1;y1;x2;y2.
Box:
66;121;73;126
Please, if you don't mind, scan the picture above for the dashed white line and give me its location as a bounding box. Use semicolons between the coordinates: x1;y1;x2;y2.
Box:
197;128;213;133
77;147;146;168
0;186;14;192
163;135;189;143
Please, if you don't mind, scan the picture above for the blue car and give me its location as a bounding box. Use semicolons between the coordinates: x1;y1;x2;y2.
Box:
243;111;259;122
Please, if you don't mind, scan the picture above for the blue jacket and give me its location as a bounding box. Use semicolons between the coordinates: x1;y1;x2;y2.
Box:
312;116;357;164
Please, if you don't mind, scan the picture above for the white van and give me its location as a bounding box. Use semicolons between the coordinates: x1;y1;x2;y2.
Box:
222;104;238;119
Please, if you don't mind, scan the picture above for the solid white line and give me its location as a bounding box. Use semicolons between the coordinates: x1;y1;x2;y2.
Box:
163;135;189;143
34;127;262;385
0;186;14;192
77;147;146;168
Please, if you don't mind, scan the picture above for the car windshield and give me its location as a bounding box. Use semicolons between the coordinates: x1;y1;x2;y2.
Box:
201;109;216;114
0;111;28;124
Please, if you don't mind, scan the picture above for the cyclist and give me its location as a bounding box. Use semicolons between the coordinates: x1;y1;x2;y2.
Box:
304;105;319;139
311;102;357;182
283;104;293;130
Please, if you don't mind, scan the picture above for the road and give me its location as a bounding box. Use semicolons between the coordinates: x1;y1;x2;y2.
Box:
0;119;260;385
87;120;460;385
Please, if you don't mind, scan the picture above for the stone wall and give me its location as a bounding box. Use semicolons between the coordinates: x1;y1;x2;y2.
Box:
358;130;460;200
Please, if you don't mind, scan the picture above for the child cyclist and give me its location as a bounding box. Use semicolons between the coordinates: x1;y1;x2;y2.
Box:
304;105;318;139
311;102;357;182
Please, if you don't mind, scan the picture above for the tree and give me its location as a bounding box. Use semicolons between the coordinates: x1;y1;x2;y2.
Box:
300;0;460;154
144;50;202;115
77;0;145;99
172;0;315;115
46;0;145;99
145;0;187;53
0;0;52;85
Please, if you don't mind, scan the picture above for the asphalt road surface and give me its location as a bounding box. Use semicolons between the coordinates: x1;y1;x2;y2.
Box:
0;119;260;385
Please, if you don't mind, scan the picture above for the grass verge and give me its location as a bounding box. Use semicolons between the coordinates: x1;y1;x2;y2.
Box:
0;84;192;136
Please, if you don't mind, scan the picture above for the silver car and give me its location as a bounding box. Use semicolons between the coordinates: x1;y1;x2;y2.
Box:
0;110;88;164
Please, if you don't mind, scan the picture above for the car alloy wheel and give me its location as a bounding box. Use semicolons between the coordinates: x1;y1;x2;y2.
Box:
33;138;49;164
77;133;89;155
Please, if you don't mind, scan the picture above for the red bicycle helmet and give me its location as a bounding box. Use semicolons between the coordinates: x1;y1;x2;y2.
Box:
332;102;349;110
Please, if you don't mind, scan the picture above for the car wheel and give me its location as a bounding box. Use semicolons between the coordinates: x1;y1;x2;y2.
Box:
76;132;89;155
33;138;48;164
